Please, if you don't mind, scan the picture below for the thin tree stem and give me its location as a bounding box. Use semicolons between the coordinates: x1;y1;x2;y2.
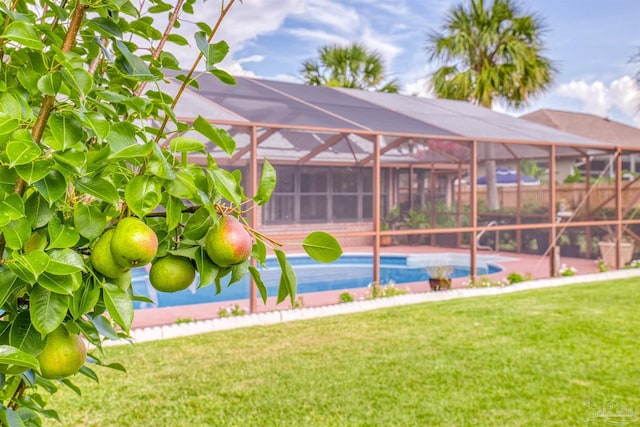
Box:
134;0;187;97
154;0;236;143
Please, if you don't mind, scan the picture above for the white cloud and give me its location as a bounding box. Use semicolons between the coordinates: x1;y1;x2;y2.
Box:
285;27;349;46
158;0;306;72
403;77;433;98
556;76;640;125
293;0;361;32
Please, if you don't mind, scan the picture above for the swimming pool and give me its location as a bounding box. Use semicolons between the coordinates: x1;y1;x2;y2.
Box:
132;253;504;309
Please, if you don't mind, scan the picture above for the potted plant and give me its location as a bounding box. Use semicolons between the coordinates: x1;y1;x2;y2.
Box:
380;206;400;246
426;265;453;291
598;233;635;268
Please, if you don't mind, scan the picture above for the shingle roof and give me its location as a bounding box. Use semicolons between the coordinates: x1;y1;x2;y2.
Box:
521;109;640;150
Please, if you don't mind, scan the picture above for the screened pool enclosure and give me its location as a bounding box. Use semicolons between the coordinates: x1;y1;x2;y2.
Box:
165;71;640;310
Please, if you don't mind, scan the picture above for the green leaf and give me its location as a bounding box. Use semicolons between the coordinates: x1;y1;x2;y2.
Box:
302;232;343;263
37;71;63;96
24;193;54;228
34;169;67;204
251;238;267;267
166;170;198;199
147;142;175;180
15;159;54;185
88;17;123;38
3;218;31;250
60;378;81;395
166;33;189;46
165;196;184;232
80;111;110;142
0;405;26;427
37;272;78;295
0;193;25;228
1;21;44;50
194;31;210;60
275;249;297;304
0;112;20;136
61;68;93;97
209;68;237;85
124;175;162;218
6;137;41;167
207;41;230;66
229;260;248;286
106;121;139;153
183;207;211;240
102;282;133;332
0;345;39;376
9;312;46;356
47;218;80;249
47;249;85;274
29;286;69;336
193;116;235;156
53;150;87;174
248;266;268;304
0;270;23;308
8;251;49;283
209;169;242;207
111;144;155;165
194;247;218;289
168;246;198;259
169;136;206;153
70;280;101;319
78;365;99;383
0;166;19;193
113;40;154;80
45;113;84;150
74;178;119;205
254;159;276;205
73;204;106;241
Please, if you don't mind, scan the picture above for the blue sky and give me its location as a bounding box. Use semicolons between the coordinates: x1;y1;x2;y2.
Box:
175;0;640;126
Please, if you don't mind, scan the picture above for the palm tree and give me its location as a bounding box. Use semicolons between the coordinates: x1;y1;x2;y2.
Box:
301;43;399;93
426;0;556;209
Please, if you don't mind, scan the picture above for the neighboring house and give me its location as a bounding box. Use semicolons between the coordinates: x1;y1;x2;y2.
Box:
521;109;640;180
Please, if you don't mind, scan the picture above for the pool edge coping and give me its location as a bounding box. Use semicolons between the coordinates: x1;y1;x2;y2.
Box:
111;268;640;346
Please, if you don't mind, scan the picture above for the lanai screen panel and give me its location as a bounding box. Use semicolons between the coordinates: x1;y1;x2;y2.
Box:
261;80;458;137
337;88;611;150
176;72;364;130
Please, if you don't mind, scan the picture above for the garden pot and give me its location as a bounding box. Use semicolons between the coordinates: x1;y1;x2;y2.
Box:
429;278;451;291
598;241;634;267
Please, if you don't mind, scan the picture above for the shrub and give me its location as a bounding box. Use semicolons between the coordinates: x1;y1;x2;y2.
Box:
367;281;409;299
339;292;355;303
507;272;532;284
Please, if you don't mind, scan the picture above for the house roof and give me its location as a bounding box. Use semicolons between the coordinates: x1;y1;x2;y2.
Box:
521;109;640;150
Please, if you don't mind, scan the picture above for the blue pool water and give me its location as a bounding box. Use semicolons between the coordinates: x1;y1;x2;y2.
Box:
132;253;503;309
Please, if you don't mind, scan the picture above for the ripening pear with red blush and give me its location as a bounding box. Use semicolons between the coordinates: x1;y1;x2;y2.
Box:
204;216;253;267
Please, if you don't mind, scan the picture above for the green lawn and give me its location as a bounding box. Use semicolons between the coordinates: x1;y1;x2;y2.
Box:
45;280;640;427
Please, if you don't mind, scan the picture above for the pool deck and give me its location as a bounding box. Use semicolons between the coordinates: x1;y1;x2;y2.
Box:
131;246;602;329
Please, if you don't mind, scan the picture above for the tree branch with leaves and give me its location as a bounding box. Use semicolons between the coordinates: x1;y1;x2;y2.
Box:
0;0;341;423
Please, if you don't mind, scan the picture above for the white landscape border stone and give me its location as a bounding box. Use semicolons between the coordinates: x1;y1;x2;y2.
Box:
115;269;640;346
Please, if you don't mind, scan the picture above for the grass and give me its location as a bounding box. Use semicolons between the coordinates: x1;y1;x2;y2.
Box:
45;279;640;427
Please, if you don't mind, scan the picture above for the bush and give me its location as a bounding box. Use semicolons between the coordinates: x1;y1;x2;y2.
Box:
339;292;355;303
